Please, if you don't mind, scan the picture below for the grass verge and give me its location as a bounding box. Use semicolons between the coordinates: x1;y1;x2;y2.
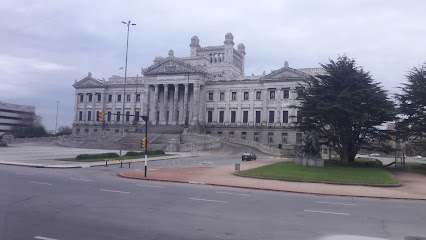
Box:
238;161;398;185
55;154;172;162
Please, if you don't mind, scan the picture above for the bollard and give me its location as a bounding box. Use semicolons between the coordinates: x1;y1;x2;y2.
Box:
128;162;131;168
120;161;123;168
105;160;108;167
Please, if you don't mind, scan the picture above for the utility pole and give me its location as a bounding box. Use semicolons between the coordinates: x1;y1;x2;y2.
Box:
119;20;136;156
55;100;60;134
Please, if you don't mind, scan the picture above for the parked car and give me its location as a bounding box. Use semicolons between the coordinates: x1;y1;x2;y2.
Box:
242;152;257;161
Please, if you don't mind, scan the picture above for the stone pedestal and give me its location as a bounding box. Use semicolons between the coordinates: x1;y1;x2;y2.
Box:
166;138;180;152
295;157;324;167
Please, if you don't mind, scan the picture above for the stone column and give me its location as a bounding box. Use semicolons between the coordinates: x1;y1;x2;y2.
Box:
92;92;96;123
192;83;200;124
83;93;88;122
101;90;106;125
173;84;179;125
163;84;169;124
249;89;254;125
237;89;242;124
74;93;79;122
183;84;189;126
262;89;268;124
152;85;159;125
143;85;149;116
276;89;281;125
225;90;230;123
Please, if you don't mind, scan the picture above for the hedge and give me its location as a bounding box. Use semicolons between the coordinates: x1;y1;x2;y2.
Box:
124;150;165;157
0;142;7;147
76;152;119;160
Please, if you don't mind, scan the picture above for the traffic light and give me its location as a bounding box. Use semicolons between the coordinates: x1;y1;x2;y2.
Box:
98;110;103;122
141;138;146;149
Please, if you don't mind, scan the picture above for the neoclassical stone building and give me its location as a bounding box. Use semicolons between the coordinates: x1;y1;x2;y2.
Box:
72;33;325;147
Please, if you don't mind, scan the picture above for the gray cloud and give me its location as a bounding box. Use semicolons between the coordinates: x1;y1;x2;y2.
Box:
1;0;425;130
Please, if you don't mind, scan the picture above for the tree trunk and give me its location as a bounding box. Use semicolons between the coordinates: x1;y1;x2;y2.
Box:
340;142;357;165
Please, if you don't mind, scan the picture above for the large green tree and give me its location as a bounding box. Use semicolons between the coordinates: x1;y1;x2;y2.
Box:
395;64;426;140
296;56;395;164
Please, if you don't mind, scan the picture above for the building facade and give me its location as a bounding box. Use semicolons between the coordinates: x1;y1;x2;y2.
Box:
0;101;35;136
72;33;325;147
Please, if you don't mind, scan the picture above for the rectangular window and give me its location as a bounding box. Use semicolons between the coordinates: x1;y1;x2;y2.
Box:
208;92;214;101
85;129;89;133
136;94;141;102
107;111;111;121
297;111;302;123
126;94;130;102
94;129;98;133
116;111;121;121
241;132;247;140
177;111;179;121
219;111;224;123
231;92;237;101
76;128;80;134
268;132;273;143
283;89;290;99
220;92;225;101
79;94;84;102
208;111;213;123
97;94;101;102
243;111;248;123
296;133;303;144
296;87;304;99
157;111;160;122
229;132;234;137
254;132;259;142
255;111;261;123
134;111;139;122
218;131;222;137
108;95;112;102
88;94;92;102
243;92;249;100
96;110;100;121
283;111;289;123
117;95;122;102
79;111;83;121
126;111;130;122
166;111;169;122
87;111;91;121
282;133;288;144
256;91;261;100
231;111;236;123
206;131;211;134
269;90;275;100
269;111;275;123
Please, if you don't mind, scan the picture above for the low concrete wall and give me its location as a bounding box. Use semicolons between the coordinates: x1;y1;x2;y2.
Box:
3;135;60;144
221;136;285;156
168;133;221;152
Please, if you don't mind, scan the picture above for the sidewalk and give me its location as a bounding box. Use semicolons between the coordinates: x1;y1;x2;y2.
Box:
120;159;426;200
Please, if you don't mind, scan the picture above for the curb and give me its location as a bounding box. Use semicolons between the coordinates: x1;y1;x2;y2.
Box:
0;162;83;169
234;173;403;187
118;172;426;201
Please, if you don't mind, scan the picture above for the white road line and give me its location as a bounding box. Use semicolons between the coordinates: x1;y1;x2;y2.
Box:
70;178;92;182
316;201;357;206
216;191;251;196
34;236;58;240
304;210;350;216
29;181;52;185
99;189;130;194
16;173;34;175
189;198;227;203
136;184;164;188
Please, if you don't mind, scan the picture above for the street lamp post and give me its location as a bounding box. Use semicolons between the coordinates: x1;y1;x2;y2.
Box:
119;20;136;156
55;100;60;134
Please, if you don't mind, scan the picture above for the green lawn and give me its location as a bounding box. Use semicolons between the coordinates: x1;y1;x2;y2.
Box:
55;154;172;162
238;161;398;185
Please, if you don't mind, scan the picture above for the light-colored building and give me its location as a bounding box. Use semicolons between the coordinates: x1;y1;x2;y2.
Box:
72;33;325;148
0;101;35;136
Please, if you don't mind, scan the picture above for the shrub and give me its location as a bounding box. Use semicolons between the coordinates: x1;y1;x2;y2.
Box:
125;151;143;157
0;142;7;147
124;150;165;156
76;152;119;160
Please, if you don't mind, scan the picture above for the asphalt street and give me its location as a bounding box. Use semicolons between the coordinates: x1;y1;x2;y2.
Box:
1;161;425;240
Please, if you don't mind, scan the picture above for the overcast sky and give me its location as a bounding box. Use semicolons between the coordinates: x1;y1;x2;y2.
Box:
1;0;425;131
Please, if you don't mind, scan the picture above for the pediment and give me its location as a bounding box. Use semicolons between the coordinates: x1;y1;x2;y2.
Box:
142;57;208;77
73;74;104;89
261;66;311;80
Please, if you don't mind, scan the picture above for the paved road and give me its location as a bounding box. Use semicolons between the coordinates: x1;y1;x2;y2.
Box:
1;163;426;240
